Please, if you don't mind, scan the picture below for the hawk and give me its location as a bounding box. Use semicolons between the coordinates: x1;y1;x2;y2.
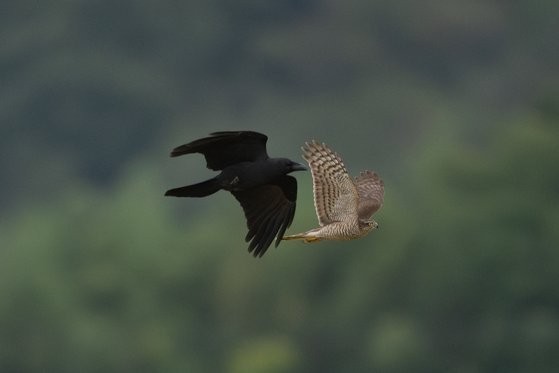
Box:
283;140;384;243
165;131;307;257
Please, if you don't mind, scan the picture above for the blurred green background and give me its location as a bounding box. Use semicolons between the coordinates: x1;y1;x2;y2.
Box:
2;1;559;372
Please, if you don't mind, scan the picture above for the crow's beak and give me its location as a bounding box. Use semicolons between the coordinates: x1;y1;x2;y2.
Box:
291;162;307;172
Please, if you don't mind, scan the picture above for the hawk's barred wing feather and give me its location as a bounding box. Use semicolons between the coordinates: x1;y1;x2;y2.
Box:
354;170;384;220
302;141;359;226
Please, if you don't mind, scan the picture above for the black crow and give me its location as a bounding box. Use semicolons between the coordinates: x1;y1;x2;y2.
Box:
165;131;307;257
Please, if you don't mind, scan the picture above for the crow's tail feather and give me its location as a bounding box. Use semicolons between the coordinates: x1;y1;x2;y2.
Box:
165;177;221;198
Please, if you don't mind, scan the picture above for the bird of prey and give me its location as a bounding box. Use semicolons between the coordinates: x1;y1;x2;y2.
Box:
165;131;307;257
283;141;384;243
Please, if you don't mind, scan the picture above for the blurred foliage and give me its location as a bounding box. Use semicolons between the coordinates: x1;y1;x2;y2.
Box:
2;0;559;372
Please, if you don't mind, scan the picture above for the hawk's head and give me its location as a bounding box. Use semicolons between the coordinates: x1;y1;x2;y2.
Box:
359;219;379;232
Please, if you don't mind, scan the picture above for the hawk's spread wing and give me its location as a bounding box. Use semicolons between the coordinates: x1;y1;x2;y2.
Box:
232;175;297;257
354;171;384;220
170;131;269;170
302;141;359;226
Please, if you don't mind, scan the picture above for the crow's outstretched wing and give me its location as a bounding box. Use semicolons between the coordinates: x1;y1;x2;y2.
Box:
170;131;269;170
232;175;297;257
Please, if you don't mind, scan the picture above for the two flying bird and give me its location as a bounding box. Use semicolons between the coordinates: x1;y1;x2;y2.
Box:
165;131;384;257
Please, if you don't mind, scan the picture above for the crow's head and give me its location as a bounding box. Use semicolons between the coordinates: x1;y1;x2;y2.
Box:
275;158;307;174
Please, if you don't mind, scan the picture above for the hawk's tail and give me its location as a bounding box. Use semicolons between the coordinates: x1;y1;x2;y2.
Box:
165;177;221;198
282;233;306;241
282;231;321;243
